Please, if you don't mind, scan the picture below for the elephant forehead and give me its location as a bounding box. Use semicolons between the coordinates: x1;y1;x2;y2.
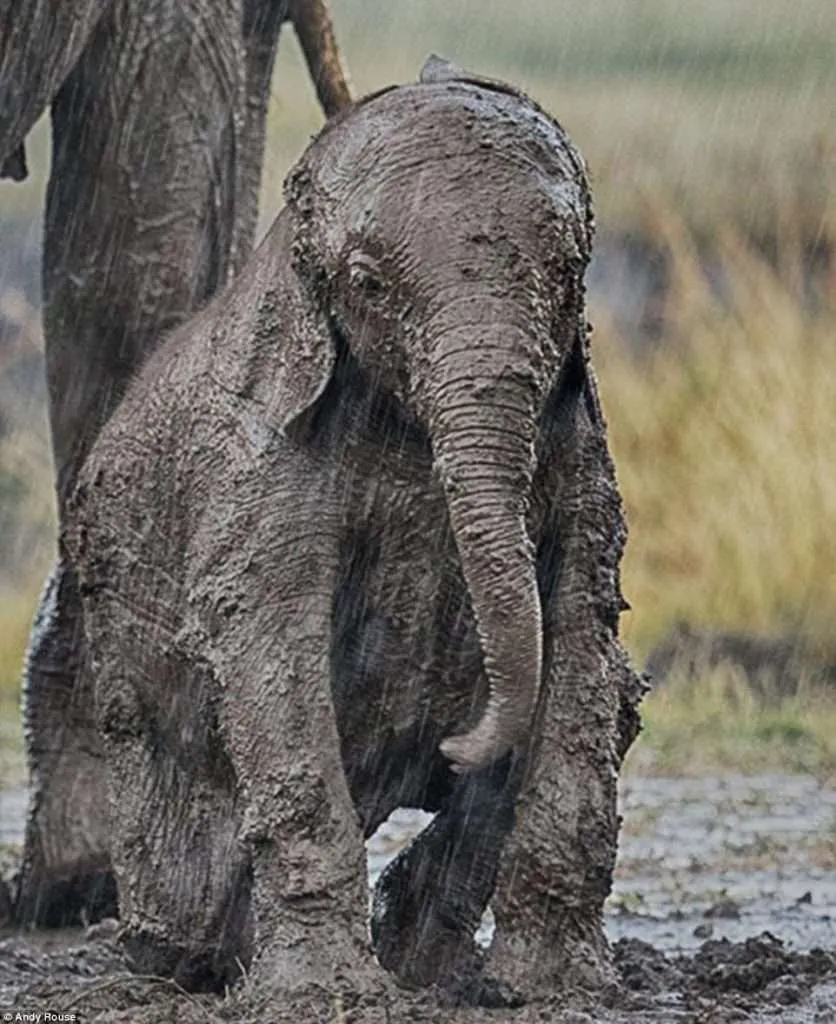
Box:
309;82;587;207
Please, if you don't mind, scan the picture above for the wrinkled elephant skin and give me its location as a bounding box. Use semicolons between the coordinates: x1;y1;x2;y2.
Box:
70;61;642;1003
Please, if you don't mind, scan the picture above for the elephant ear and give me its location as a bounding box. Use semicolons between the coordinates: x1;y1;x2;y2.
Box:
419;54;523;100
213;203;336;440
260;249;336;437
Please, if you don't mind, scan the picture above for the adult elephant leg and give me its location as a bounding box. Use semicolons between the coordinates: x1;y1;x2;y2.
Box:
486;370;642;996
370;756;519;1005
234;0;352;247
16;0;255;926
0;0;108;173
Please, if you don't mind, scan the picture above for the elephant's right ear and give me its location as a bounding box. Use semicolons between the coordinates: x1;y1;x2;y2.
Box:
262;234;336;437
216;199;336;439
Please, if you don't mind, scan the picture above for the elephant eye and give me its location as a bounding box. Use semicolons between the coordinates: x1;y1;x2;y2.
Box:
348;254;387;304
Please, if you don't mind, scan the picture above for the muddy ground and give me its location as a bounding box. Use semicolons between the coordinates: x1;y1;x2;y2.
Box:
2;774;835;1021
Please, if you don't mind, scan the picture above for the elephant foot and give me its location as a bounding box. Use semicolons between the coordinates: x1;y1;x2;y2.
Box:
372;914;524;1010
433;947;526;1009
230;964;405;1024
373;908;479;990
486;910;619;999
121;917;247;993
242;921;396;1015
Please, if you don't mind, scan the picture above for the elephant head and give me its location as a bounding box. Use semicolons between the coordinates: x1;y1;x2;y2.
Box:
259;57;594;773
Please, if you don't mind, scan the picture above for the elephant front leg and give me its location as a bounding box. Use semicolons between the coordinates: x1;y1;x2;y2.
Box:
215;599;387;1009
482;375;643;998
370;758;521;1006
486;618;627;998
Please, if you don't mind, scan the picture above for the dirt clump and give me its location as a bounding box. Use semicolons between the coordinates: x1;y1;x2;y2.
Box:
683;932;835;1008
612;937;679;994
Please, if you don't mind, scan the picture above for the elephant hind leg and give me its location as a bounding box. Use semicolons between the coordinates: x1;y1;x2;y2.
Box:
370;754;521;1005
14;555;115;928
110;728;251;993
94;640;251;992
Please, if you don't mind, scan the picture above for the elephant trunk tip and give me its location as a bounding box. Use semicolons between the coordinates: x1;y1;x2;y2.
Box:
439;697;528;774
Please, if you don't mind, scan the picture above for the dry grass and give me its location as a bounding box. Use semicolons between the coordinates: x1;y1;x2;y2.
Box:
0;586;31;781
0;580;40;785
0;430;53;711
255;0;836;242
598;221;836;776
627;664;836;779
594;214;836;663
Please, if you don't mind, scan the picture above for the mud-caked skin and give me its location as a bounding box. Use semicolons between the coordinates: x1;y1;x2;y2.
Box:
1;0;351;928
70;60;643;1003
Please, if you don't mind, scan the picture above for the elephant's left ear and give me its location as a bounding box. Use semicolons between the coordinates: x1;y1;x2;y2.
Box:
260;166;338;436
419;54;466;84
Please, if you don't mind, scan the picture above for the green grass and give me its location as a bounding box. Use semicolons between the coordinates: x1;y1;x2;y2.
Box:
626;665;836;778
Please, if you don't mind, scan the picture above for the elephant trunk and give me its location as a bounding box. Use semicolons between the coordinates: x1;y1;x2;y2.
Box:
428;325;544;773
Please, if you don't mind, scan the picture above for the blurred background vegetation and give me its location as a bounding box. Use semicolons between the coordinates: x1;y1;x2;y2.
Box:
0;0;834;776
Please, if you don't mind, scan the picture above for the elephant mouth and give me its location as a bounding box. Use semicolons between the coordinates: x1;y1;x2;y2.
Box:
292;323;432;458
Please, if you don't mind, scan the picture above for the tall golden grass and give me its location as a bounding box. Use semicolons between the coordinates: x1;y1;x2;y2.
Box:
593;211;836;664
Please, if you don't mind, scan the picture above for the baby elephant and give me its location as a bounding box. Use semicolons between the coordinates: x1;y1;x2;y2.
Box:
71;57;639;1005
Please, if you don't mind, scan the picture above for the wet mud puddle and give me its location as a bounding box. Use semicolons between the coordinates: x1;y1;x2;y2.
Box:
611;774;836;952
1;774;836;1020
369;774;836;954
